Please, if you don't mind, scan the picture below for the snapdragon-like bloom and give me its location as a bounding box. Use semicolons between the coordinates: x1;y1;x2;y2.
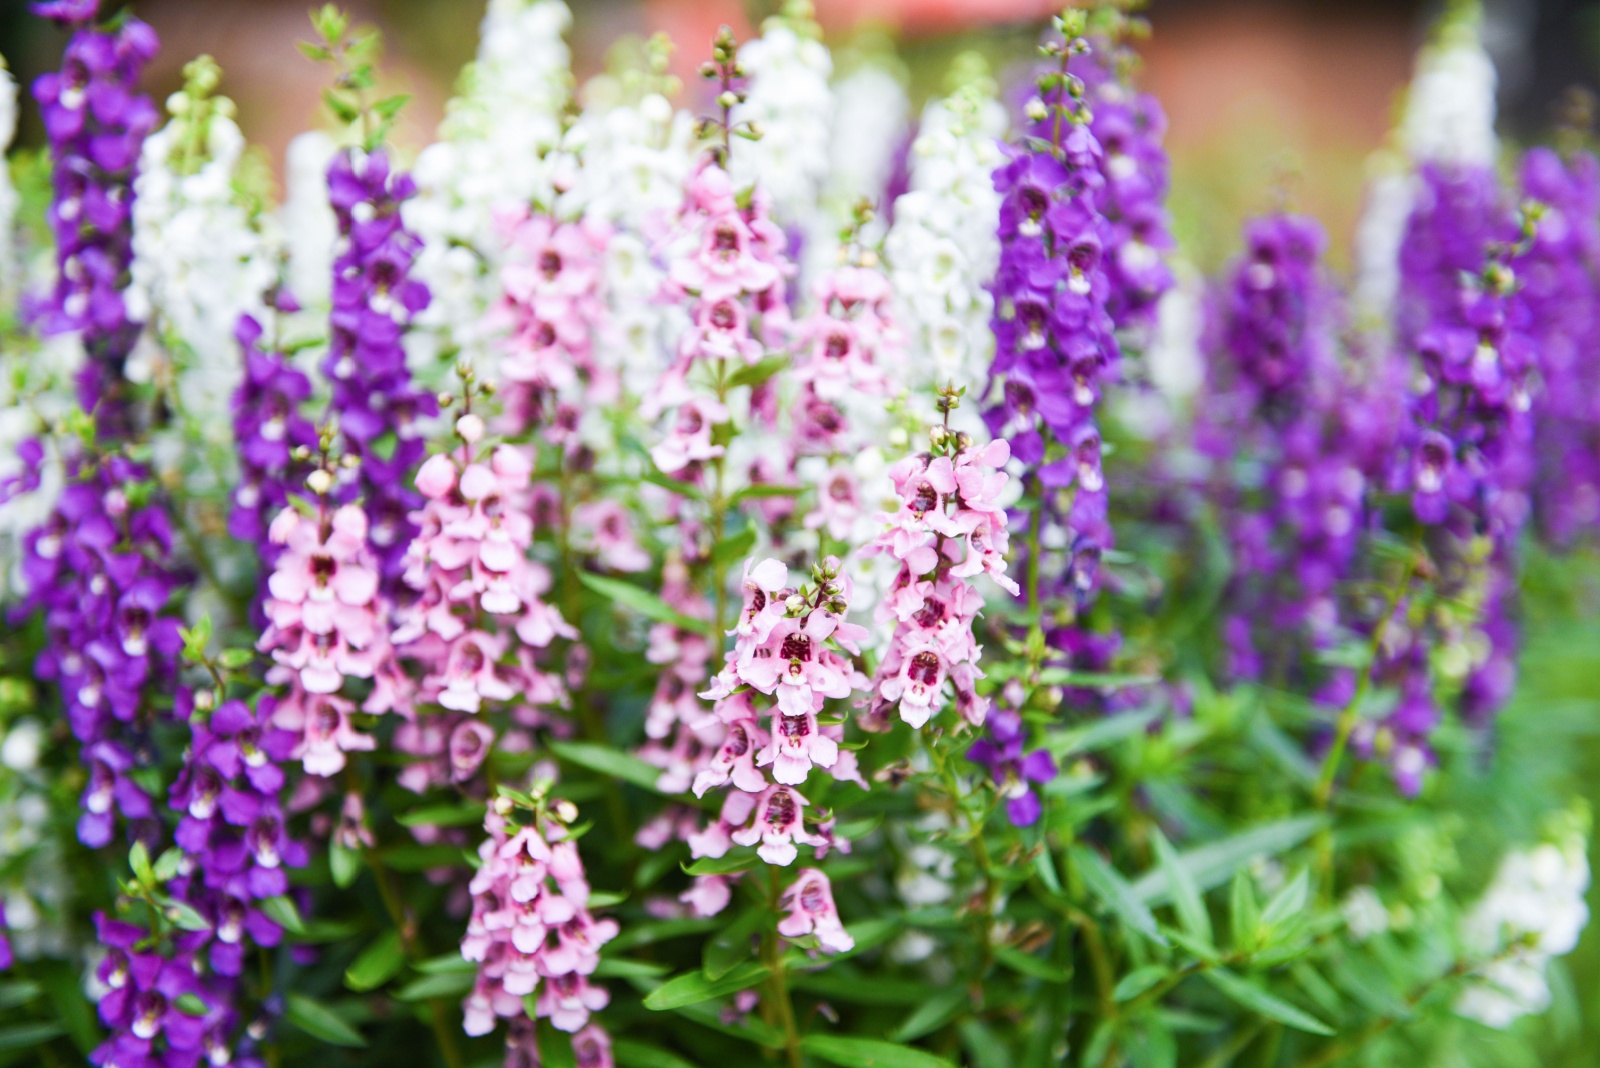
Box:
324;148;436;589
90;914;231;1068
885;68;1005;419
868;432;1016;729
259;501;395;773
986;29;1121;608
406;0;575;376
1456;825;1591;1028
1199;215;1363;682
230;295;317;559
390;437;572;788
127;69;274;446
461;801;617;1038
966;705;1056;827
1520;147;1600;544
17;456;182;847
30;1;160;430
778;868;853;952
730;8;833;228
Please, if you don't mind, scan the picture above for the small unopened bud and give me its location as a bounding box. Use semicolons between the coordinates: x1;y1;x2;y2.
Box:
554;799;579;824
341;453;360;469
455;413;485;443
306;468;333;495
194;689;216;712
437;392;455;408
699;61;718;79
290;445;311;462
785;593;807;614
717;90;738;110
1024;97;1048;123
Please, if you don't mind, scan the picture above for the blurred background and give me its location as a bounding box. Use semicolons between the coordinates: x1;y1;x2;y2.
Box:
4;0;1600;273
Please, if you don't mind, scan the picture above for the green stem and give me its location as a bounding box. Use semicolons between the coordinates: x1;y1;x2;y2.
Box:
763;867;804;1068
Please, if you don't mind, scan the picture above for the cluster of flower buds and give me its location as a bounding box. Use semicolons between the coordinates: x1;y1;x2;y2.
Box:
461;788;617;1042
868;418;1017;730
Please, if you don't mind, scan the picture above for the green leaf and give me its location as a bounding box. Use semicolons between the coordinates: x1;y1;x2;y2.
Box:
730;483;803;503
1071;846;1167;947
711;525;758;570
285;993;367;1048
129;841;154;886
1260;869;1310;933
993;945;1070;983
0;1022;66;1051
800;1035;955;1068
322;88;360;124
788;973;941;1006
1228;871;1260;953
889;987;968;1042
395;971;475;1001
1129;815;1326;906
330;841;361;889
549;739;674;793
373;93;411;118
1032;848;1063;895
594;958;670;979
164;900;213;932
681;853;758;877
704;905;766;980
0;981;41;1012
396;803;486;828
260;895;307;935
1151;828;1212;948
414;953;477;975
1113;965;1168;1002
152;847;184;883
612;1038;700;1068
588;890;628;908
218;648;255;670
726;355;788;390
1200;970;1334;1035
175;992;209;1016
577;572;715;636
345;930;405;992
1044;708;1161;757
642;961;769;1011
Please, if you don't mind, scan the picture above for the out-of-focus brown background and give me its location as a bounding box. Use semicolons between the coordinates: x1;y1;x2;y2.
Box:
3;0;1598;268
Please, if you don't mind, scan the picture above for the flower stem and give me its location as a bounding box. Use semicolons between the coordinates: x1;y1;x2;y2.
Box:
763;866;804;1068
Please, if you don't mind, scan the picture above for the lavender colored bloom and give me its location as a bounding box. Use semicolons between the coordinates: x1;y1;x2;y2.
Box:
91;913;233;1068
323;148;435;590
30;8;159;433
1519;147;1600;544
966;707;1056;826
1073;40;1174;335
1199;214;1362;682
230;294;317;555
16;455;182;847
986;32;1120;610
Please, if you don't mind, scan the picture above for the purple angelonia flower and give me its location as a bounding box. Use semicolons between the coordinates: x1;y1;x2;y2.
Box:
967;707;1057;826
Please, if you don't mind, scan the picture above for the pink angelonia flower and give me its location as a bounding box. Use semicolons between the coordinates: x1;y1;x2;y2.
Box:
778;869;854;954
572;1024;615;1068
448;719;496;783
687;790;758;860
759;710;839;786
650;396;729;475
693;717;769;796
734;557;790;641
805;465;868;542
430;629;517;713
570;500;650;573
679;874;735;918
270;685;373;777
730;784;825;867
460;804;615;1039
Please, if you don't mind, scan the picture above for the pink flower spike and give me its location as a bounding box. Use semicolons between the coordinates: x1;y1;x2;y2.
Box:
777;869;854;954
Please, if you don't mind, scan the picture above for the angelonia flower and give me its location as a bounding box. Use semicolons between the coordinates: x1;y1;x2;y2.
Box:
1519;147;1600;544
1198;214;1362;683
229;293;318;560
281;131;338;311
1072;26;1174;336
390;428;573;791
17;454;182;847
127;56;274;445
324;148;437;587
1456;822;1591;1029
29;0;160;429
494;209;613;438
884;60;1005;420
821;60;908;219
729;2;833;229
965;704;1056;827
258;495;395;775
986;18;1121;609
406;0;575;377
461;795;617;1039
778;867;853;953
867;426;1017;730
168;690;304;978
90;913;236;1068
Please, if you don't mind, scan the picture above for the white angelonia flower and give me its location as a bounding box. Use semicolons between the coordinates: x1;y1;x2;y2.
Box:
731;7;833;226
404;0;574;379
823;62;908;213
0;334;80;600
1456;826;1591;1029
282;130;338;314
884;68;1006;431
1340;885;1390;942
1353;10;1498;323
128;111;275;443
0;54;19;295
